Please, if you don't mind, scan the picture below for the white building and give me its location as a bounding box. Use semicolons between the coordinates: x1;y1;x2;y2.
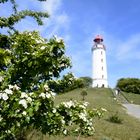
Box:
92;35;108;88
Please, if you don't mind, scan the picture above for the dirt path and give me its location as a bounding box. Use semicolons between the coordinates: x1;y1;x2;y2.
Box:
123;104;140;119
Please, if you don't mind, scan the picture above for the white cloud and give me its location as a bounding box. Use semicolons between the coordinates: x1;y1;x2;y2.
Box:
41;0;62;16
116;34;140;60
39;0;70;39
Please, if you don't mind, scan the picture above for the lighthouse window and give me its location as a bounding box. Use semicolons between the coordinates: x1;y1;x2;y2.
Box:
102;75;104;78
102;66;103;70
101;51;103;55
101;59;103;62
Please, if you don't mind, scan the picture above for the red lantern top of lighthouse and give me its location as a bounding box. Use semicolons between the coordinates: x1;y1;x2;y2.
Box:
93;35;103;42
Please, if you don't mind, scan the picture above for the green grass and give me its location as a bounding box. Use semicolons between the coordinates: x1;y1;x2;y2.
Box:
27;88;140;140
122;92;140;105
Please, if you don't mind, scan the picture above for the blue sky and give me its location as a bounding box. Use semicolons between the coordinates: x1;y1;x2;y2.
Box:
1;0;140;87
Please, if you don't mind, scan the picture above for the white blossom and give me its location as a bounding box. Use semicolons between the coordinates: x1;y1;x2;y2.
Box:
27;97;32;102
1;93;8;100
21;92;28;98
30;92;34;96
46;93;51;99
6;49;11;53
0;115;3;122
22;111;27;116
44;84;49;91
6;130;11;134
40;46;46;50
63;129;67;135
63;100;75;108
52;108;56;113
24;52;30;55
0;76;4;82
61;120;65;124
4;89;12;95
19;99;27;108
79;112;87;122
39;92;46;99
36;39;42;44
83;102;89;107
8;85;14;89
54;35;63;43
13;84;20;90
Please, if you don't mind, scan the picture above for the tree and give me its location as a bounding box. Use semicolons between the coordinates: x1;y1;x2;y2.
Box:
116;78;140;94
0;0;49;72
48;73;84;93
80;77;92;87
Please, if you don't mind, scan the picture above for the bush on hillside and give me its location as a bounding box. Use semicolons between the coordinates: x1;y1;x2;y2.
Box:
108;112;123;124
116;78;140;94
79;77;92;87
48;73;84;94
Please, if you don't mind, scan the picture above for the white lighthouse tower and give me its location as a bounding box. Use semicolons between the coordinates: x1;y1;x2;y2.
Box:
92;35;108;88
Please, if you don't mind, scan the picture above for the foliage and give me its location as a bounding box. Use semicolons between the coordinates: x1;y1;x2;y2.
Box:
0;31;71;91
48;73;84;93
0;0;48;30
116;78;140;94
80;77;92;87
0;85;106;139
0;0;49;73
108;112;122;124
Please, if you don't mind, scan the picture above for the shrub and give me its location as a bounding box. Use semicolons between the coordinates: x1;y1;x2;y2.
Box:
81;89;88;101
108;112;122;124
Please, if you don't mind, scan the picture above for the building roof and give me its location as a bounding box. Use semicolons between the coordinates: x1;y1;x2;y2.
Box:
93;35;103;42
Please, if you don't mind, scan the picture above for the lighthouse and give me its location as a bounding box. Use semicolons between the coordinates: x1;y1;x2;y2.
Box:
92;35;108;88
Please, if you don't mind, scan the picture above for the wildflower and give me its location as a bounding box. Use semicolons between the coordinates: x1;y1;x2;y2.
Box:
19;99;27;108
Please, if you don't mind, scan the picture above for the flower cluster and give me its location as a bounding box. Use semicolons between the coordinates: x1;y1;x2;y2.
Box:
56;100;98;136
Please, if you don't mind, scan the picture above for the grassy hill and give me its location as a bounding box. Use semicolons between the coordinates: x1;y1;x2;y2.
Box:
28;88;140;140
121;91;140;105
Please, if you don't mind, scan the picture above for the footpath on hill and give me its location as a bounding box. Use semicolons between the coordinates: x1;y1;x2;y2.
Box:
112;89;140;120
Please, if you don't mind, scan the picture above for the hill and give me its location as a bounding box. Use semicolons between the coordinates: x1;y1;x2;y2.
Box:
28;88;140;140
